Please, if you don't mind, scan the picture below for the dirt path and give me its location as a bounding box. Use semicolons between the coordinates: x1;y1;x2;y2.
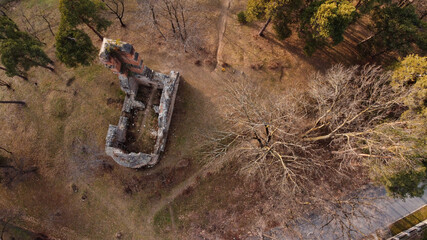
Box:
147;157;227;221
215;0;232;68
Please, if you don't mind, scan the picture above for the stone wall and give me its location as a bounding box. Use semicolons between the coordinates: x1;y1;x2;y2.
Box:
100;38;180;168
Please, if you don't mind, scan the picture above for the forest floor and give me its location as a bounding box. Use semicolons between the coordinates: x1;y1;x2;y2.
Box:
0;0;377;239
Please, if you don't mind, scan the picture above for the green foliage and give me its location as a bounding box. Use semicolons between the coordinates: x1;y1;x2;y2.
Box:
237;11;247;24
245;0;301;39
370;55;427;199
392;54;427;117
0;15;20;40
0;16;52;78
310;0;356;44
368;4;425;57
59;0;111;33
245;0;271;21
273;11;292;40
56;0;110;67
381;167;426;198
55;27;96;68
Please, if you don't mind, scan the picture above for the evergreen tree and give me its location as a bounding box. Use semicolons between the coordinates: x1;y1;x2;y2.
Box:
59;0;111;40
245;0;301;37
366;4;425;58
55;27;97;68
0;15;53;79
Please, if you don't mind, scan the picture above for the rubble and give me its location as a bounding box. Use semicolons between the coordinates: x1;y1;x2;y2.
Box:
100;38;180;168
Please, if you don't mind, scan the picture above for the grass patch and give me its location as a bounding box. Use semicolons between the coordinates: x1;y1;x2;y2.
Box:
153;206;173;234
390;205;427;235
51;97;68;119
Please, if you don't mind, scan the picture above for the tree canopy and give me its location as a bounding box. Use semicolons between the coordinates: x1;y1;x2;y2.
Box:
55;27;97;68
56;0;109;67
59;0;111;40
0;15;53;79
366;4;426;57
310;0;356;44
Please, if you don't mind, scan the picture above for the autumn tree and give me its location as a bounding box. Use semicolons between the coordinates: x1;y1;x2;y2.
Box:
59;0;111;40
0;15;53;80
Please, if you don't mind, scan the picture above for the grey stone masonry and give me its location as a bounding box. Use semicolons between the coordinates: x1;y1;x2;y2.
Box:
100;38;180;168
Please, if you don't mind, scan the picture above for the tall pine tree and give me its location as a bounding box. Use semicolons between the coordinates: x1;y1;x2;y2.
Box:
0;15;53;80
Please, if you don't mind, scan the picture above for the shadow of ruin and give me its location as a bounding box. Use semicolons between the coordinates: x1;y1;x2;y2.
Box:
99;39;180;168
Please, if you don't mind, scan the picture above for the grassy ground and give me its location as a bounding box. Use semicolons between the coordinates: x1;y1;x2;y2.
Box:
390;205;427;235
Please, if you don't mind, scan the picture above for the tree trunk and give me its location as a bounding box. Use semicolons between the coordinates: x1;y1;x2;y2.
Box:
150;5;166;40
259;17;272;37
0;101;26;105
0;67;28;81
83;22;103;40
355;0;363;9
118;17;126;28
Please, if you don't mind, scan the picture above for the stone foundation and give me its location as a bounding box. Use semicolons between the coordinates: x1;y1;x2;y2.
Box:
100;38;180;168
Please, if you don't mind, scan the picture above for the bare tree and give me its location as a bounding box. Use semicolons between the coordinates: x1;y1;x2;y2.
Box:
209;63;420;204
38;10;56;37
205;65;420;238
102;0;126;27
137;0;206;53
19;11;45;44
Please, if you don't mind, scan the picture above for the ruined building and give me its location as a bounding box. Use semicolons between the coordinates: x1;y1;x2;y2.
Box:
99;39;180;168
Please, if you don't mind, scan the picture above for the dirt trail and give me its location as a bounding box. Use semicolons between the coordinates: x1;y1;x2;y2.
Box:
148;157;227;221
215;0;232;68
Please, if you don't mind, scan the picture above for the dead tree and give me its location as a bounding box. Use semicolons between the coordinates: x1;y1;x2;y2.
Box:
102;0;126;27
19;11;44;44
137;0;204;53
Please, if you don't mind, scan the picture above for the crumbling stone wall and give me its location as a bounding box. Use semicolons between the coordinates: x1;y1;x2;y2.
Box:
100;38;180;168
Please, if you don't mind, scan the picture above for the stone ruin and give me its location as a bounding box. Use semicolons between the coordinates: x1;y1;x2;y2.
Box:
99;38;180;168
